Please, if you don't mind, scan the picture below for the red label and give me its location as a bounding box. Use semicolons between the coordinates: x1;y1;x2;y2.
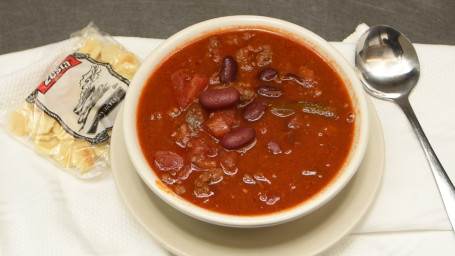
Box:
36;55;81;93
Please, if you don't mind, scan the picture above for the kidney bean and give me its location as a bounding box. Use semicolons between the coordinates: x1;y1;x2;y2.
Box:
220;127;255;150
257;68;278;81
257;85;282;98
244;100;267;121
154;151;184;171
219;56;238;84
267;141;282;155
199;87;240;110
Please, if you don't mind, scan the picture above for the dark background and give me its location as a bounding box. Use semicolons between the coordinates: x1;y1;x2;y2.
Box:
0;0;454;55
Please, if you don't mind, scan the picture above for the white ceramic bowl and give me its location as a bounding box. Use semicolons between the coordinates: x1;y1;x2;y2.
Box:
123;15;369;228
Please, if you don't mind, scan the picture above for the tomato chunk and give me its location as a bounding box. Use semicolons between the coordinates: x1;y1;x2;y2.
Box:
171;70;209;109
187;134;218;157
204;109;236;138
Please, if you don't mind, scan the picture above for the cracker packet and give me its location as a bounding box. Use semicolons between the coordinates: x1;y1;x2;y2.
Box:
4;23;140;178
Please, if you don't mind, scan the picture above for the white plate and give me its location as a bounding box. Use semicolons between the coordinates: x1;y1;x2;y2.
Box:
111;99;384;256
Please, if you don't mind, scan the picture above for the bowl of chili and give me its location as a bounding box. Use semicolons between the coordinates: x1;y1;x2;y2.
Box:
122;16;369;227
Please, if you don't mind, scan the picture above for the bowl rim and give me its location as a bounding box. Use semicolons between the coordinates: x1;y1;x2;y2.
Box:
122;15;370;228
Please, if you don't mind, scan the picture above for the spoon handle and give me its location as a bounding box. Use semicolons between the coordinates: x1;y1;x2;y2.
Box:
395;96;455;229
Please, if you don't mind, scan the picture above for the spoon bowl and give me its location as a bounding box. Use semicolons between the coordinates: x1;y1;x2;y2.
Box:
355;25;455;230
355;25;420;99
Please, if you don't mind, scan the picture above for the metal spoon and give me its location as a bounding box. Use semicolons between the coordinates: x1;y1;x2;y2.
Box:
355;25;455;229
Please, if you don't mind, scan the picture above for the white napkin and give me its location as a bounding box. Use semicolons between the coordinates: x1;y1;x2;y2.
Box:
341;24;455;233
1;25;455;255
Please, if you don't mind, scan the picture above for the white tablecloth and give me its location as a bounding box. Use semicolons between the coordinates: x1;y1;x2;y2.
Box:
1;25;454;255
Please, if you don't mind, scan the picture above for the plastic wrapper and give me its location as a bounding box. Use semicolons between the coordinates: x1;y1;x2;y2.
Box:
3;23;141;178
